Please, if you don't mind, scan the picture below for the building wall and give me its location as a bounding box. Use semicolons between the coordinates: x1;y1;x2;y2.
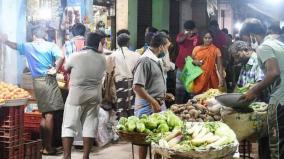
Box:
116;0;128;31
179;0;193;31
0;0;26;84
192;0;208;31
152;0;170;31
218;1;233;34
116;0;138;48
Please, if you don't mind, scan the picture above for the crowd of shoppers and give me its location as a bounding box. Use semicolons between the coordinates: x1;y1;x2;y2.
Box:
1;17;284;159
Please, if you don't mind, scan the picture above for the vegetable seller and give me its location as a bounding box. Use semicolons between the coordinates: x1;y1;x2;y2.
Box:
0;26;64;155
61;32;106;159
133;33;170;159
228;41;264;89
239;18;284;159
191;30;225;94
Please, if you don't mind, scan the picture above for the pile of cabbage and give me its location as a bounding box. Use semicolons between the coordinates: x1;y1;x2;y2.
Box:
117;111;183;134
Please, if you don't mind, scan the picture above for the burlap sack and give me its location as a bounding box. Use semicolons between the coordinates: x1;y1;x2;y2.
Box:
221;107;267;141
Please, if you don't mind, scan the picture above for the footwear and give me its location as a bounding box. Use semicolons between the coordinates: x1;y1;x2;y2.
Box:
42;149;58;156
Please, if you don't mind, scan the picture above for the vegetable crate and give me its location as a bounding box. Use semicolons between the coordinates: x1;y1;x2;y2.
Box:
0;106;25;129
24;140;42;159
23;133;31;141
0;144;24;159
0;106;25;155
24;110;41;136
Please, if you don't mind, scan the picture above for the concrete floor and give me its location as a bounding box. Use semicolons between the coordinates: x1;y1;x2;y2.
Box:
42;141;151;159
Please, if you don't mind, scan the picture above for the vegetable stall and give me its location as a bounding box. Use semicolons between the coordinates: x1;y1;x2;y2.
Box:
116;89;268;159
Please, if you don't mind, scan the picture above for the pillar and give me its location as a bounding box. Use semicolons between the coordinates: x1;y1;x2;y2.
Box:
0;0;26;84
128;0;138;48
152;0;170;31
116;0;138;49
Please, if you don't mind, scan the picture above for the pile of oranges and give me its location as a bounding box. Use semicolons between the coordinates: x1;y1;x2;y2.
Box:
0;82;30;104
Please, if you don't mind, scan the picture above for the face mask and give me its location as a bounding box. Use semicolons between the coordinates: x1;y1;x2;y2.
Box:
158;52;166;58
99;27;105;32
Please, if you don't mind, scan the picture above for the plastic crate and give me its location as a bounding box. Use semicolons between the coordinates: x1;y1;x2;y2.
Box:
0;130;23;147
0;139;22;147
0;106;25;117
0;127;23;137
0;144;24;159
23;133;31;141
0;106;25;129
24;127;40;140
24;140;42;159
24;111;41;128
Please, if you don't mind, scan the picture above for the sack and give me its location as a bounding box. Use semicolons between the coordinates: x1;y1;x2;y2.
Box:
95;108;112;147
179;56;203;92
221;107;267;141
101;66;117;111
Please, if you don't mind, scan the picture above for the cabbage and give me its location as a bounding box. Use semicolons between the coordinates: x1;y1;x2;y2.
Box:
157;123;169;133
127;121;136;132
128;116;139;123
118;117;128;126
145;118;158;130
136;122;146;133
167;114;183;129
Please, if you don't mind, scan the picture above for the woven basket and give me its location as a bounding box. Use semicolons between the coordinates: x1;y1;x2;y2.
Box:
3;98;29;107
152;141;238;159
117;131;149;145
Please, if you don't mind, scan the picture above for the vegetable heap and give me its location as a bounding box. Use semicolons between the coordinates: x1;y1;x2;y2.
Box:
193;89;223;102
153;122;237;151
171;99;221;122
235;83;255;94
249;102;268;112
117;111;183;134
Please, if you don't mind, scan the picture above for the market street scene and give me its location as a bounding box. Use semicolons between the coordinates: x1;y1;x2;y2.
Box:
0;0;284;159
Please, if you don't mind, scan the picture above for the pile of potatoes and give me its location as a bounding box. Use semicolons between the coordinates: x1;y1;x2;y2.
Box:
170;100;221;122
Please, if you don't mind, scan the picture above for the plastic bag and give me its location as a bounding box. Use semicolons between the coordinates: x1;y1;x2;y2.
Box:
95;108;112;147
179;57;203;92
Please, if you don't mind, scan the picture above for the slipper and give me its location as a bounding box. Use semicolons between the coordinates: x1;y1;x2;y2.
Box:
42;149;58;156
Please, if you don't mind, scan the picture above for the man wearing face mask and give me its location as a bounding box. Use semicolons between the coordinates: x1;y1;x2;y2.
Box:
229;41;264;88
133;33;170;159
240;18;284;159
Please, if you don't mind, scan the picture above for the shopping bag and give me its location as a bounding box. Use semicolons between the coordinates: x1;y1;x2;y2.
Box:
179;56;203;92
187;81;194;92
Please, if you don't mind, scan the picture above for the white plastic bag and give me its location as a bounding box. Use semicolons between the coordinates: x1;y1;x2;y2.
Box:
96;108;111;147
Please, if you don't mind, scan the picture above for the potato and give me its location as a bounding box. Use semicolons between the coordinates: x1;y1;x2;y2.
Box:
213;115;221;121
198;114;206;119
186;114;191;119
189;109;199;119
186;105;194;110
187;118;196;122
196;118;204;122
193;103;207;111
171;107;179;113
205;115;214;121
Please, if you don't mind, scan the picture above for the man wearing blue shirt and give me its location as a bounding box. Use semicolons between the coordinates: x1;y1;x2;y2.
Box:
0;26;64;155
